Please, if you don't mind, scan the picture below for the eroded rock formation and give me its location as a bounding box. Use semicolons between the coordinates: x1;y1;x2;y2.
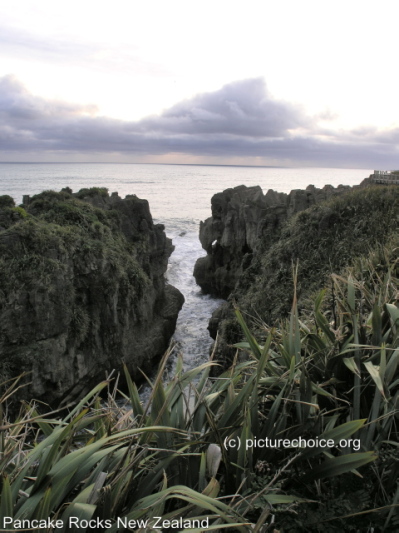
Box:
194;180;399;370
0;188;184;408
194;183;351;299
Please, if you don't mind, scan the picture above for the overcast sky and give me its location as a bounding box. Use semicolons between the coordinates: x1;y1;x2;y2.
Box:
1;0;398;167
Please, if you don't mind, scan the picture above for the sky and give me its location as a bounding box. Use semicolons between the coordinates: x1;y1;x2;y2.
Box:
1;0;399;168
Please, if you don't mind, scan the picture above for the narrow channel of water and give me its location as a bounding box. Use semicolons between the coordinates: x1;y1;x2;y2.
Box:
138;221;224;401
166;226;224;370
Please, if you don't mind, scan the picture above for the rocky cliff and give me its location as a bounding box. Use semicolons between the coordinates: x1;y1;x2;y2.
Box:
195;182;399;369
194;183;351;299
0;188;184;408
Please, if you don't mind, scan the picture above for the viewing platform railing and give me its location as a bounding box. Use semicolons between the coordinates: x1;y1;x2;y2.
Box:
372;170;399;184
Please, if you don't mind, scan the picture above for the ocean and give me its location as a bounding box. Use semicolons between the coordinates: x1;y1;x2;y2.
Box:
0;163;371;379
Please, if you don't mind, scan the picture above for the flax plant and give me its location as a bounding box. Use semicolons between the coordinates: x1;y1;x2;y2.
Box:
0;375;248;531
1;247;399;530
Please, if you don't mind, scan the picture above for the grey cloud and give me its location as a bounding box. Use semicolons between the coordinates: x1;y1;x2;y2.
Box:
0;75;398;167
137;79;309;137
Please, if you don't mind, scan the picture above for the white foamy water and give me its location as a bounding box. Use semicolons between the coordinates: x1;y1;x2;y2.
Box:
0;163;371;379
165;224;224;375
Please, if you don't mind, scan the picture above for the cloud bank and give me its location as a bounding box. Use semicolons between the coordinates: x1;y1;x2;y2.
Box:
1;75;398;167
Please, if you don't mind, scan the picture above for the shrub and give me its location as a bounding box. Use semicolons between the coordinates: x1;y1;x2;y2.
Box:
75;187;109;199
0;195;15;208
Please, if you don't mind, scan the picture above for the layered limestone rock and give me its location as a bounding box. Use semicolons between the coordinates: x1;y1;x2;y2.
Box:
194;183;351;299
194;181;396;370
0;188;184;408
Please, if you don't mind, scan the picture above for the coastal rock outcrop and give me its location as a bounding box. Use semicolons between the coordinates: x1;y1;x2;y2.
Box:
196;181;399;369
194;183;351;299
0;188;184;408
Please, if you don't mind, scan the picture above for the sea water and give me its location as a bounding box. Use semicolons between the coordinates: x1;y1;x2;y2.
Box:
0;163;371;380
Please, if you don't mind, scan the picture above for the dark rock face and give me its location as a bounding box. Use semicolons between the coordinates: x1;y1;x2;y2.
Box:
0;188;184;408
194;183;351;299
193;182;388;372
194;186;266;298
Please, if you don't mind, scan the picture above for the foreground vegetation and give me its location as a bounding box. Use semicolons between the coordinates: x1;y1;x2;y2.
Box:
1;240;399;531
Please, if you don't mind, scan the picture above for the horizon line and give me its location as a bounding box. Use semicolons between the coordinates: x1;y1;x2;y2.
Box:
0;162;373;171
